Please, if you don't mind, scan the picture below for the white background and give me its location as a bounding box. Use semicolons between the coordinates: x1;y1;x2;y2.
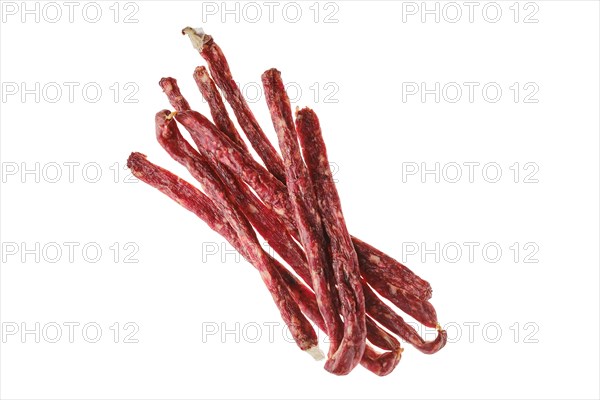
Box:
1;1;599;399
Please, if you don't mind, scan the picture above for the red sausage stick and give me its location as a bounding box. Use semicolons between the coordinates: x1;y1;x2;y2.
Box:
192;66;249;153
294;105;370;372
182;27;286;183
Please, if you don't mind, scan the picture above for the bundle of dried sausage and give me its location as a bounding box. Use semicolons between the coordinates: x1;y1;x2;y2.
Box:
127;27;446;376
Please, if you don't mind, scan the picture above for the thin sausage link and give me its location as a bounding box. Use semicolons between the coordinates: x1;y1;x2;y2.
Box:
193;66;249;153
353;237;432;300
363;283;447;355
295;106;367;374
159;78;191;113
183;27;286;183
